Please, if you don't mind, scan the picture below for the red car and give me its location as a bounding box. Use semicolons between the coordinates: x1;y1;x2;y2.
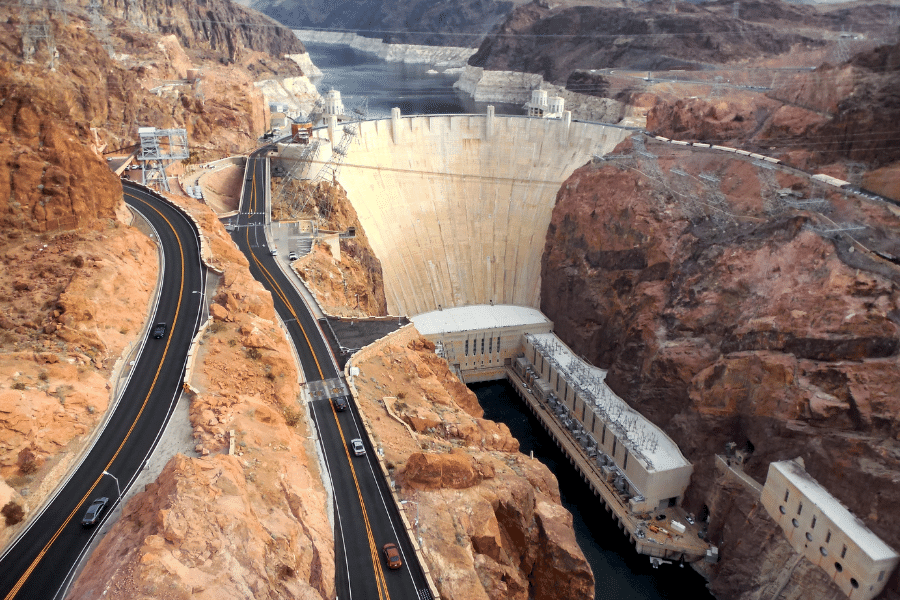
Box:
382;543;402;570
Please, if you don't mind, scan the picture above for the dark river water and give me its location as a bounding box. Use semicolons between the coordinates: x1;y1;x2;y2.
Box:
302;41;715;599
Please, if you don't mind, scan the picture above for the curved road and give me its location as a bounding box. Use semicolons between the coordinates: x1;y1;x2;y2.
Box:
0;183;206;600
234;147;432;600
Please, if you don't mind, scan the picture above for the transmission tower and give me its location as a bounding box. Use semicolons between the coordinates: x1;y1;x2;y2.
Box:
138;127;189;192
20;0;63;69
754;160;783;215
313;122;358;222
88;0;114;57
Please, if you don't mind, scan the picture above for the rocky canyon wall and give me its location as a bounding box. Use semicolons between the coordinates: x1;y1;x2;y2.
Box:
540;138;900;599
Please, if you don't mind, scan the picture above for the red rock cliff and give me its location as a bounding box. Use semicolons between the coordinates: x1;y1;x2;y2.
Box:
540;140;900;599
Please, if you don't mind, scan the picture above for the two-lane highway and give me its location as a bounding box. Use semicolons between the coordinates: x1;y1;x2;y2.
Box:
233;147;433;600
0;183;206;600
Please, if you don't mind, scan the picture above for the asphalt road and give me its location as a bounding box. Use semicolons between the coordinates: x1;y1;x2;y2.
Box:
234;147;432;600
0;183;206;600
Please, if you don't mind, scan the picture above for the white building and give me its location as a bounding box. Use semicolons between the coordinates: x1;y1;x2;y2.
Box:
411;304;553;383
761;459;899;600
519;333;693;513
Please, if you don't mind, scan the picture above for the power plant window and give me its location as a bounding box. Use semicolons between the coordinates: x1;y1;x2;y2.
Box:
850;578;859;589
779;505;786;514
811;516;817;529
826;531;832;543
806;532;813;542
489;337;492;353
784;489;790;502
797;502;803;515
496;337;500;353
465;340;469;356
841;545;847;559
792;518;799;528
481;338;485;354
879;571;885;582
835;562;843;572
820;547;829;557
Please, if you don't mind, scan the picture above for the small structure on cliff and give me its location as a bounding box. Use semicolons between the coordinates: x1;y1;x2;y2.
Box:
760;459;899;600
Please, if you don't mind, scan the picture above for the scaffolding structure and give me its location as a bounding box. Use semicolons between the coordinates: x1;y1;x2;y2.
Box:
138;127;189;192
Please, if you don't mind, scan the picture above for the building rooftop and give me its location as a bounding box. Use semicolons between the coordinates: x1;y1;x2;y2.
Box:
772;460;899;563
411;304;551;336
528;332;689;473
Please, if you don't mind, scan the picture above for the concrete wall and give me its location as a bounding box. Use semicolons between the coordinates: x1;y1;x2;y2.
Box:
317;114;631;316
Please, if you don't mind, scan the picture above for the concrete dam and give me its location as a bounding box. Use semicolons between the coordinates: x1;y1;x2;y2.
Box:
294;112;632;316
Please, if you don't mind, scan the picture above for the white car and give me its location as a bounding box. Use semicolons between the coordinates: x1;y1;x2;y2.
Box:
350;438;365;456
288;251;299;261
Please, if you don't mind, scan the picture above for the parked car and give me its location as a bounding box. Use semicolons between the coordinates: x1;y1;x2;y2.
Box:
332;396;348;412
269;247;277;256
382;543;402;569
152;323;166;339
81;497;109;527
350;438;365;456
288;251;299;261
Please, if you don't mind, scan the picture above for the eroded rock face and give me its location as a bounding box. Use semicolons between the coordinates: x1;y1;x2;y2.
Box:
540;142;900;599
276;181;388;317
646;37;900;175
351;327;594;600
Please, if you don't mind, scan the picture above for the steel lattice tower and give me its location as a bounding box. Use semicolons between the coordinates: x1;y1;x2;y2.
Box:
138;127;189;192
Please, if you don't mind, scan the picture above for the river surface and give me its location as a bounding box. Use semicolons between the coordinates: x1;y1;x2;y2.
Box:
303;42;715;600
304;43;521;118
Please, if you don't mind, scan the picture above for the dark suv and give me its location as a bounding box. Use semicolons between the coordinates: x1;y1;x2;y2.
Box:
152;323;166;339
332;396;348;412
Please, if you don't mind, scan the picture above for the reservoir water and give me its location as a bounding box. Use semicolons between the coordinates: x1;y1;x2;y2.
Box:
302;42;715;599
304;43;521;118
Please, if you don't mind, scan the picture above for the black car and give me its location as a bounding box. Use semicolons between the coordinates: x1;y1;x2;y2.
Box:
332;396;348;412
81;497;109;527
152;323;166;339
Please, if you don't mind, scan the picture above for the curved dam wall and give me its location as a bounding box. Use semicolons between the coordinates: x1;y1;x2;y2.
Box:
309;113;632;316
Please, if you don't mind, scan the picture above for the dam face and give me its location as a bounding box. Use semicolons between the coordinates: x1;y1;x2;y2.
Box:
314;113;631;316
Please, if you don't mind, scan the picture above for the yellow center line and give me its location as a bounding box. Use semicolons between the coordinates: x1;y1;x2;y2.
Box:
5;192;187;600
243;160;325;380
243;157;391;598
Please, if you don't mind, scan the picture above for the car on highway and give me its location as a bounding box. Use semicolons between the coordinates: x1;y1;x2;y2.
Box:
152;323;166;339
332;396;348;412
382;543;402;569
288;251;299;261
269;247;277;256
81;497;108;527
350;438;365;456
